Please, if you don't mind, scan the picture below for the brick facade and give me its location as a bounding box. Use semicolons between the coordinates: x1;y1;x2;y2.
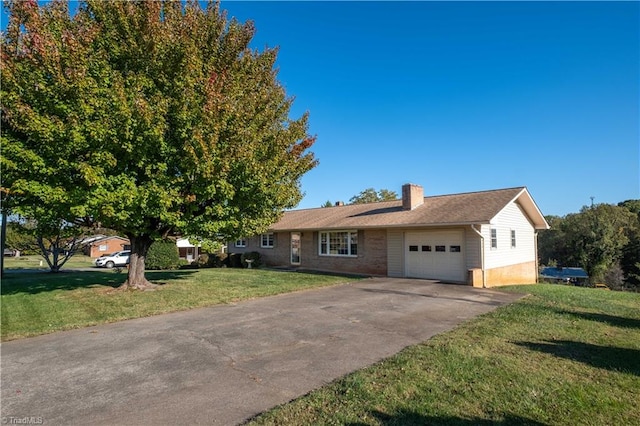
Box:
85;236;130;258
228;229;388;276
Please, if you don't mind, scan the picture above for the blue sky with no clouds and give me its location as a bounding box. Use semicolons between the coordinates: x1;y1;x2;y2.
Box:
2;1;638;216
219;1;639;216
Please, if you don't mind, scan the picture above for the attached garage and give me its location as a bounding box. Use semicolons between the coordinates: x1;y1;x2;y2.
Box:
236;183;550;287
405;230;465;282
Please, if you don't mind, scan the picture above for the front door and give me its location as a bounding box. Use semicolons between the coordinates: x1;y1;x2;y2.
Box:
291;232;301;265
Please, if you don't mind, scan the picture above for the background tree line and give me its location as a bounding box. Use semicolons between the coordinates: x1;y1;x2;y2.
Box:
538;200;640;291
322;188;398;207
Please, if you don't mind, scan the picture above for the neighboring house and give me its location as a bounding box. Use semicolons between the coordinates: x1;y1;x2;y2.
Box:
177;238;200;263
540;267;589;284
84;236;131;258
229;184;549;287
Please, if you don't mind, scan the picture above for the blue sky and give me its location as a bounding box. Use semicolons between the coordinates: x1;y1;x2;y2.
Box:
219;1;639;216
2;1;638;216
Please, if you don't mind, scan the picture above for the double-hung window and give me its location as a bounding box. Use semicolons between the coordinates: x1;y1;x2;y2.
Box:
319;230;358;256
235;238;246;248
490;229;498;249
261;233;274;248
511;230;516;248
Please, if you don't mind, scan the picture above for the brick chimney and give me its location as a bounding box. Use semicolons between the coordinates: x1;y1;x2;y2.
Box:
402;183;424;210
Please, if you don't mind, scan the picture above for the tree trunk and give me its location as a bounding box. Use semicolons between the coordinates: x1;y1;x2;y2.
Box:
121;234;155;290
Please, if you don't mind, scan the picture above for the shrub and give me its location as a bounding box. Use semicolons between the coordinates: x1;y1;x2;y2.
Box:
194;253;227;268
146;240;180;270
241;251;262;268
196;253;210;268
209;253;228;268
227;253;243;268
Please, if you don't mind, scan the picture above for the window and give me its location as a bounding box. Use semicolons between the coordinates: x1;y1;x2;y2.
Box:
99;244;108;252
235;238;246;248
319;231;358;256
435;245;446;252
511;230;516;248
409;245;418;252
450;245;461;252
491;229;497;249
261;233;274;248
422;245;431;252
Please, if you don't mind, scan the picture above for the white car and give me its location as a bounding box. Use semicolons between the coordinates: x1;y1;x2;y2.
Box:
95;251;131;268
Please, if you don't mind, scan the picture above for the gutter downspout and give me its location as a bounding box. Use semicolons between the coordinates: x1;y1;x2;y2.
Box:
534;231;539;284
471;225;486;288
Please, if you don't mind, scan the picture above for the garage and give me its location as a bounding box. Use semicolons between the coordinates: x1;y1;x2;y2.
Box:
405;230;465;282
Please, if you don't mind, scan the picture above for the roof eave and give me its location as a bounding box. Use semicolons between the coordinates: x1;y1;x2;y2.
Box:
269;221;491;232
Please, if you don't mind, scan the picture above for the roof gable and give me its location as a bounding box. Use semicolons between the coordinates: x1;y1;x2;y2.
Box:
91;236;130;244
271;187;549;231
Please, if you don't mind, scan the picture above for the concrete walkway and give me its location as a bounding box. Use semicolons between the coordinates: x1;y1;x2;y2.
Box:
1;278;523;425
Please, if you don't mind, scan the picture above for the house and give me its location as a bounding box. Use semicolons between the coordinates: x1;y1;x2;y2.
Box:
84;236;131;258
177;238;200;263
229;184;550;287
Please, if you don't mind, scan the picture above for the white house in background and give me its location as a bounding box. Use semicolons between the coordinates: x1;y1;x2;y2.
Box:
177;238;200;263
228;183;550;287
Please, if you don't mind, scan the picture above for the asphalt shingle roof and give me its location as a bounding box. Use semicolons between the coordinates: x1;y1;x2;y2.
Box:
271;187;532;231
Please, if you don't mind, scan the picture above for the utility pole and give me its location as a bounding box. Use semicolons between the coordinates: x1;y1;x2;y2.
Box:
590;196;595;208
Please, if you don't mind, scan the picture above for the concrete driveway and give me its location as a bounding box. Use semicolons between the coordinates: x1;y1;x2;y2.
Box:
1;277;523;425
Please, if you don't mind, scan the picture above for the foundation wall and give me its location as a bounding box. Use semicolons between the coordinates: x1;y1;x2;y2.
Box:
485;261;538;287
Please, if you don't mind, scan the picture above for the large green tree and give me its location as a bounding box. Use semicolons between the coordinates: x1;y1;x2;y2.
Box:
349;188;398;205
1;0;317;288
618;200;640;289
560;204;638;283
7;215;93;272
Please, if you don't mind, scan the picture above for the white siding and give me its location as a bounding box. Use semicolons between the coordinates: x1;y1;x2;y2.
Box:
387;230;404;277
484;202;536;269
465;227;482;270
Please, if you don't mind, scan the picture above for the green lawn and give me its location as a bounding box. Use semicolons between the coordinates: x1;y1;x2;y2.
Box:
0;268;356;341
3;254;96;269
3;272;638;425
249;284;640;426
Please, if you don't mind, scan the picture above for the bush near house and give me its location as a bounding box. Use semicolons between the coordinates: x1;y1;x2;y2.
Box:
224;252;262;268
226;253;244;268
194;253;228;268
241;251;262;268
145;240;180;270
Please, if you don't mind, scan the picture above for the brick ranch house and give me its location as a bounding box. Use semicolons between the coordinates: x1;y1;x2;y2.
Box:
83;236;131;258
229;184;549;287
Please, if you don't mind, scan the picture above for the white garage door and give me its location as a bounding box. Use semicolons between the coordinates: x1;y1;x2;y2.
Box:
405;230;465;282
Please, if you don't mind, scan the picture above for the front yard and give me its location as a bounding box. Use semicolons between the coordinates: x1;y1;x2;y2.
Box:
3;254;96;270
0;268;356;341
249;284;640;425
2;268;638;424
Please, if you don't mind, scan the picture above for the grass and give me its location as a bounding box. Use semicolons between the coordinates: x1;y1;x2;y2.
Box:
248;284;640;426
0;268;357;341
3;254;96;269
2;272;638;424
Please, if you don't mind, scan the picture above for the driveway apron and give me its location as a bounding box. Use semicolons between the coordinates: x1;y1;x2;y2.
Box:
1;277;523;425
